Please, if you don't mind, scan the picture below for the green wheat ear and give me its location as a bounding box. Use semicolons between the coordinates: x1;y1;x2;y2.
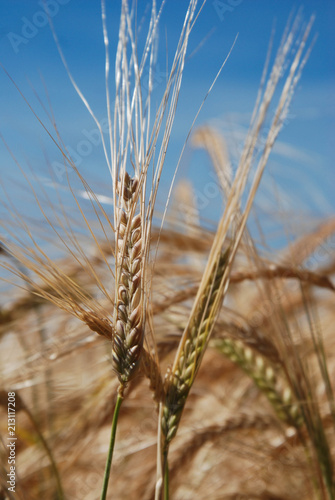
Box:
162;248;229;447
213;338;303;428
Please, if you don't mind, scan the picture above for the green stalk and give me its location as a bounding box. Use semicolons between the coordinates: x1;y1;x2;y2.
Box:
24;405;64;499
163;450;169;500
100;389;124;500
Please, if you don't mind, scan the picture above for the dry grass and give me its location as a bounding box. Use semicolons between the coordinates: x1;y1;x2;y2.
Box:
0;2;334;500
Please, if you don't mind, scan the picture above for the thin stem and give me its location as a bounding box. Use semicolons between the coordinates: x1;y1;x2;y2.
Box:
163;449;169;500
25;405;64;500
155;403;164;500
100;388;124;500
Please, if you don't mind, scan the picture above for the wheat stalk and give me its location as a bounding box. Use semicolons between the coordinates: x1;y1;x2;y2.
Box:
157;13;315;498
1;0;201;495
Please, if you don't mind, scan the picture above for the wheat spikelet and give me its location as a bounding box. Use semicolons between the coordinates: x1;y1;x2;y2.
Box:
112;172;143;387
212;308;281;364
213;338;303;428
161;248;229;446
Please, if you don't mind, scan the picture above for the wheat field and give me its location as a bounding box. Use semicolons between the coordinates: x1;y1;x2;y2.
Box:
0;1;334;499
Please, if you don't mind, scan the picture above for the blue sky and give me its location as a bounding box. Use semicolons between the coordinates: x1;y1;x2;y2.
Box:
0;1;334;248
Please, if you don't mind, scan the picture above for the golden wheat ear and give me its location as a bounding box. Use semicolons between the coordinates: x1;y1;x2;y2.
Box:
112;172;144;387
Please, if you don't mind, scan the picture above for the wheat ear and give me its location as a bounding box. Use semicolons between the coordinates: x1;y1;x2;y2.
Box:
157;248;229;500
213;339;303;428
112;172;143;389
161;248;229;447
100;172;144;500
